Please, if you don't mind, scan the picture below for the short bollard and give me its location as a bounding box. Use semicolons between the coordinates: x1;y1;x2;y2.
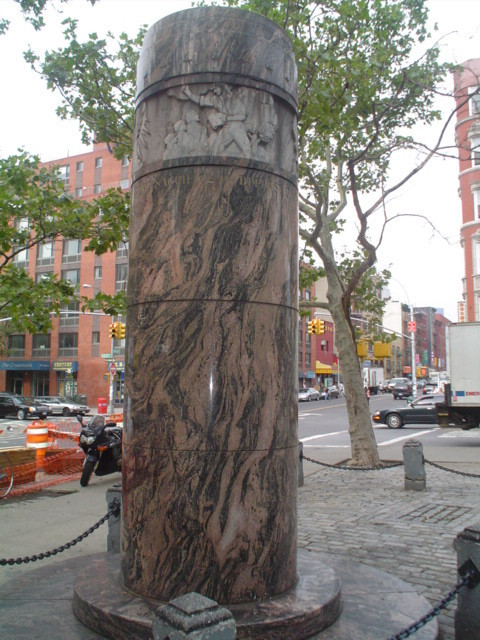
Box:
153;592;236;640
106;484;121;553
402;440;426;491
454;523;480;639
298;441;304;488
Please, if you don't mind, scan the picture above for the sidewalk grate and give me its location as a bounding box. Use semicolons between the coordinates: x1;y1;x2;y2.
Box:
399;503;472;524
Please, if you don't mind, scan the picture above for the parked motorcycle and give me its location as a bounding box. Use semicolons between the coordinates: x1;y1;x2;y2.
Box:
77;414;122;487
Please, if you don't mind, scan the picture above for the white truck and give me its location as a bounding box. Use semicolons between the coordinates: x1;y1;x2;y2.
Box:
363;366;384;395
438;322;480;429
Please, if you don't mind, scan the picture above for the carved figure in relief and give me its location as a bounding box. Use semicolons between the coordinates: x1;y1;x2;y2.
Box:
133;102;151;167
247;94;278;162
167;84;252;157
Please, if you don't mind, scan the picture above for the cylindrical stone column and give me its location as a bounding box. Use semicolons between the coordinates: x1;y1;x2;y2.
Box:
122;7;298;605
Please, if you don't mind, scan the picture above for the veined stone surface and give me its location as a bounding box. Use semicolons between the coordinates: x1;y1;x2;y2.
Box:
122;6;299;605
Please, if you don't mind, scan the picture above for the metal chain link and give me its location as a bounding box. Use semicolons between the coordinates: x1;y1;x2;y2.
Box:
0;498;121;566
386;568;475;640
424;459;480;478
301;454;403;471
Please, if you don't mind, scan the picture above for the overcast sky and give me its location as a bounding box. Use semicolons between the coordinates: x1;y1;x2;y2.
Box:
1;0;479;321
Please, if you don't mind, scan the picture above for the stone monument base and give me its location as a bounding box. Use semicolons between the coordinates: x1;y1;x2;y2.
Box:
73;549;342;640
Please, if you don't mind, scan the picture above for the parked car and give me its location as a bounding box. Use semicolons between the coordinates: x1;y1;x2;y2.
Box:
33;395;90;416
372;395;445;429
392;382;413;400
0;393;50;420
298;387;321;402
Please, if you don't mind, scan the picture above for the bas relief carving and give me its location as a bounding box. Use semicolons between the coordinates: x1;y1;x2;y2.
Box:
164;84;279;162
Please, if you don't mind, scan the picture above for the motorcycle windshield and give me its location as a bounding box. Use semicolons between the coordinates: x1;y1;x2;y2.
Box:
88;415;106;435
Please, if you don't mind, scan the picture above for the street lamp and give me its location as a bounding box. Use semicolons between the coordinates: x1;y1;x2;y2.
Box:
390;278;417;398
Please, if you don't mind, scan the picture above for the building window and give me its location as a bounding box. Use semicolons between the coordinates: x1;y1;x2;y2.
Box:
471;136;480;167
8;334;25;357
120;179;129;189
32;334;51;357
76;161;84;172
93;184;101;194
474;190;480;220
75;187;82;197
92;331;100;346
468;86;480;116
35;271;53;284
95;157;102;168
36;241;54;266
12;217;30;268
115;263;128;292
121;155;129;167
94;265;102;280
58;164;70;188
116;241;129;258
62;239;82;263
58;332;78;357
59;302;79;327
473;238;480;275
61;268;80;287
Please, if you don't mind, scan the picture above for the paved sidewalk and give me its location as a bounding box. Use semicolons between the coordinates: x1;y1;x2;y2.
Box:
0;456;479;639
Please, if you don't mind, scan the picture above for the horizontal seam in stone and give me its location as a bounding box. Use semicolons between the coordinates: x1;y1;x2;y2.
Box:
126;298;299;313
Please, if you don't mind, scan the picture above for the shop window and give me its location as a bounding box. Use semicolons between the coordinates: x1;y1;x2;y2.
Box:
32;334;51;357
58;332;78;357
7;334;25;357
32;372;50;396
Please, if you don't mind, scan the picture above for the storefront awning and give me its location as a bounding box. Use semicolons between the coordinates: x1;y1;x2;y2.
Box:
315;360;332;374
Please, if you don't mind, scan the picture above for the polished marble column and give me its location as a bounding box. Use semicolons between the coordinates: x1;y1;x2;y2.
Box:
122;7;298;605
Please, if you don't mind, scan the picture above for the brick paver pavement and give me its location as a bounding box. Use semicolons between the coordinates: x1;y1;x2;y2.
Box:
297;459;480;640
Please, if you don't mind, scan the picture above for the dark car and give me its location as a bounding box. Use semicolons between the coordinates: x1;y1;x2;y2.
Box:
392;382;413;400
33;396;90;416
298;387;321;402
0;393;50;420
372;395;444;429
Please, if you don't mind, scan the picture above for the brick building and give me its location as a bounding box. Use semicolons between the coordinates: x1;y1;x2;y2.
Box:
0;143;130;408
454;58;480;321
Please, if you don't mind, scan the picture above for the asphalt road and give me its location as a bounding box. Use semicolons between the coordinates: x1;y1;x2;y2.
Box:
299;393;480;465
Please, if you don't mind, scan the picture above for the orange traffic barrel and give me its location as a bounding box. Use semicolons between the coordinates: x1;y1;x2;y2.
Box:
26;421;49;469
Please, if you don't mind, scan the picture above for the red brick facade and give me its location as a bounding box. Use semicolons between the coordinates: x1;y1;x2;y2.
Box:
0;143;129;407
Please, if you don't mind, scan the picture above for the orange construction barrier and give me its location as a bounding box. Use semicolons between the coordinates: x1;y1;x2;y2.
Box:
26;421;49;470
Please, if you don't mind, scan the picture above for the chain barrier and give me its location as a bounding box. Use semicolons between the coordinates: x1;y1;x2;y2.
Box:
424;459;480;478
301;454;403;471
386;560;480;639
0;498;120;566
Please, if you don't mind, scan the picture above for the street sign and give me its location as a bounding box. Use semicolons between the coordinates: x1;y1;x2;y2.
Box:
109;362;117;375
101;353;112;359
408;321;417;332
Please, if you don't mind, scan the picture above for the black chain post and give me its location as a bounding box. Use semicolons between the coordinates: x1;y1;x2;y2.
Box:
301;454;403;471
386;561;480;640
0;498;121;566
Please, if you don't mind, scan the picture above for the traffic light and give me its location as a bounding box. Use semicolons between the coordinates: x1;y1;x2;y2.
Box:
117;322;126;339
109;322;117;339
316;320;325;334
307;319;315;334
